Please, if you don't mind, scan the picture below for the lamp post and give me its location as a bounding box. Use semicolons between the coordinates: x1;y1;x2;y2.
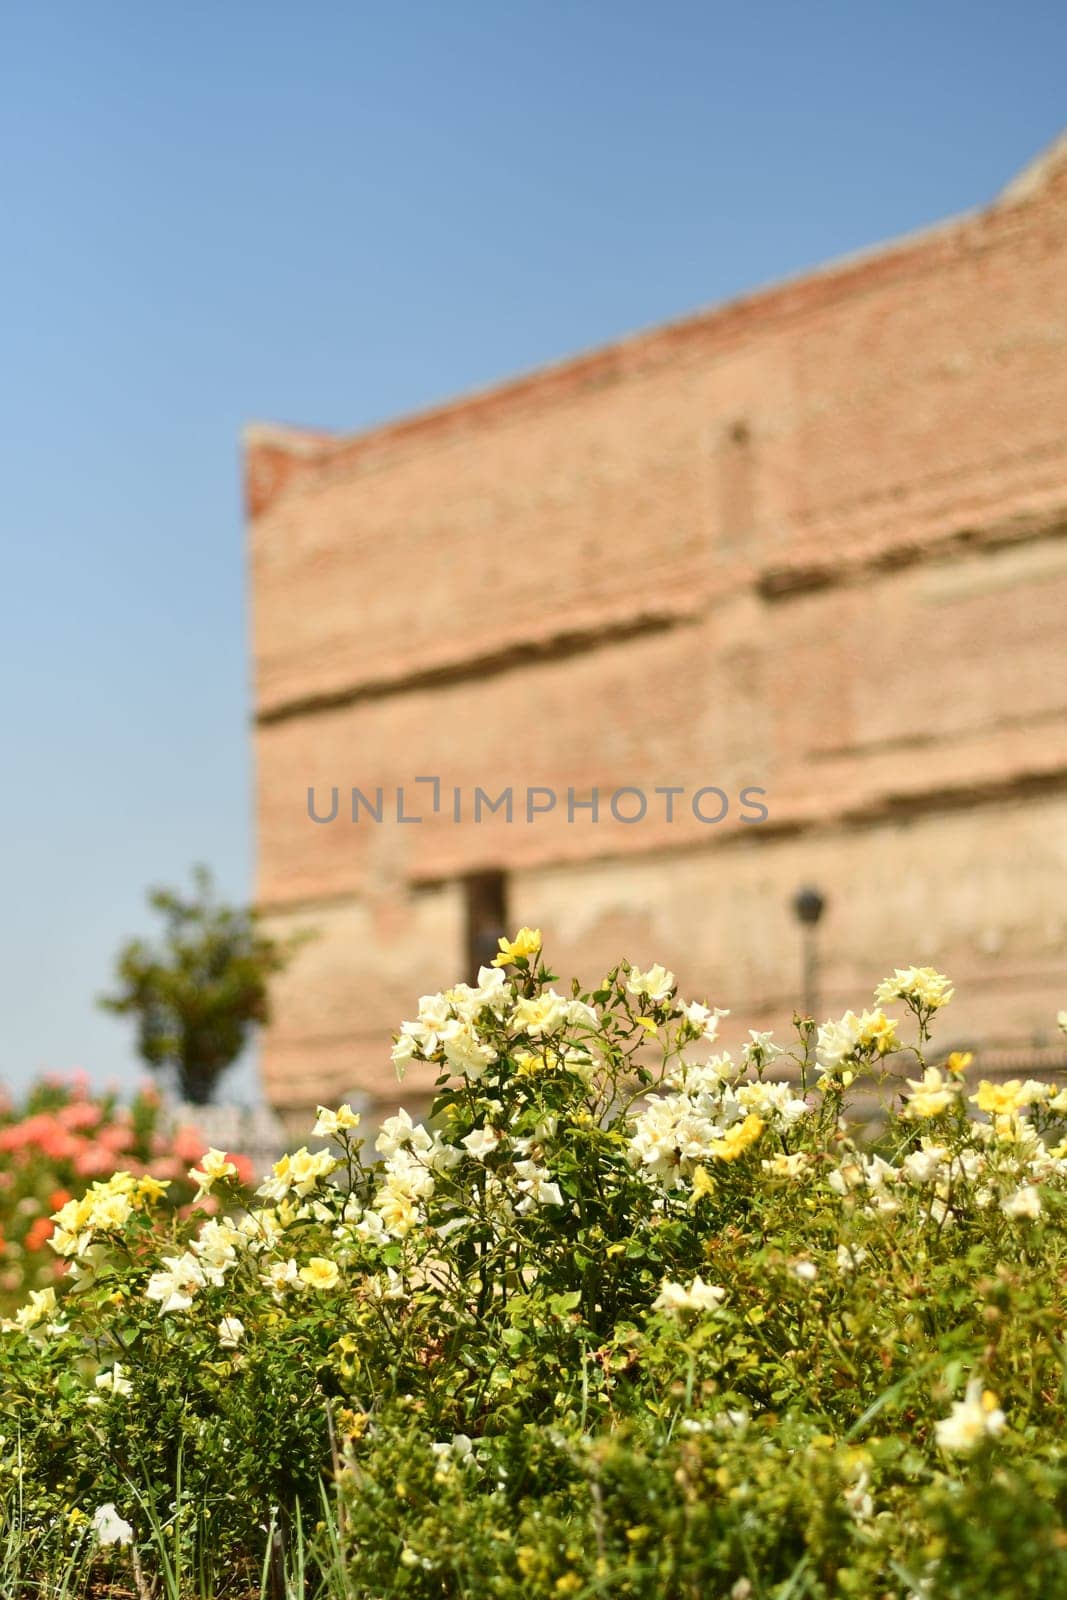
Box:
791;886;826;1022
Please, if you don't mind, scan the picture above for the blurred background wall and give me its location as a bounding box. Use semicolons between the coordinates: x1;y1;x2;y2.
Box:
248;136;1067;1127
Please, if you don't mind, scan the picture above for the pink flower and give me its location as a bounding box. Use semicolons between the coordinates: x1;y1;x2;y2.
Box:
72;1142;121;1178
172;1127;206;1164
55;1100;103;1132
231;1153;255;1186
97;1124;133;1155
0;1116;82;1162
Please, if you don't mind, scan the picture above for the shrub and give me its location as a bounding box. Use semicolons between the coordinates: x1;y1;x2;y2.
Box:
3;936;1067;1597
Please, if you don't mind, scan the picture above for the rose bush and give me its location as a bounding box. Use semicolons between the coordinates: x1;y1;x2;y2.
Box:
0;1075;252;1314
3;936;1067;1597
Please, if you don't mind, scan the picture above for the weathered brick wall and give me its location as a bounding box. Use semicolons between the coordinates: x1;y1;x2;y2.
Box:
247;137;1067;1123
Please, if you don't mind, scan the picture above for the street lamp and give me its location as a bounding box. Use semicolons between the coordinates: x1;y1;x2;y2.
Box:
791;885;826;1021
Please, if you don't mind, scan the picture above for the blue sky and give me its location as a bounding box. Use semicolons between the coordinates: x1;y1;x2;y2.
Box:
1;1;1064;1100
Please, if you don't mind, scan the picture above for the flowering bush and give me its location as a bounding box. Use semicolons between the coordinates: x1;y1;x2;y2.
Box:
3;938;1067;1597
0;1075;252;1312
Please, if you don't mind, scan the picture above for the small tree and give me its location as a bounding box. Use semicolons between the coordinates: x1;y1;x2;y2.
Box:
100;865;293;1105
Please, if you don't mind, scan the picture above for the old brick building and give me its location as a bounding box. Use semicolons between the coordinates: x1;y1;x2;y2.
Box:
247;134;1067;1127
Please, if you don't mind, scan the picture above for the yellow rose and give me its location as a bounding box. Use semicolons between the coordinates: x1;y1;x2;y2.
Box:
13;1287;57;1331
299;1257;341;1291
972;1080;1024;1116
188;1148;239;1197
491;927;542;967
312;1104;361;1139
856;1009;899;1055
135;1175;171;1205
708;1114;765;1162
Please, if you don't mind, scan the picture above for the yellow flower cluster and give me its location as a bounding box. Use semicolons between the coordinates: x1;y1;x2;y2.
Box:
874;966;954;1011
312;1103;361;1139
816;1008;900;1081
972;1079;1065;1116
257;1147;338;1203
50;1172;169;1258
